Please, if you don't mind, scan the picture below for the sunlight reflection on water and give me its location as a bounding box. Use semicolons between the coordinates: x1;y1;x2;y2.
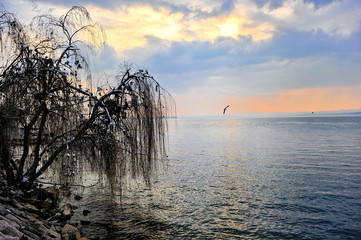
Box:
54;116;361;239
147;116;361;239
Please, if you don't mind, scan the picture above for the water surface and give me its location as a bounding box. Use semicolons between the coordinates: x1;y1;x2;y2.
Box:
69;116;361;239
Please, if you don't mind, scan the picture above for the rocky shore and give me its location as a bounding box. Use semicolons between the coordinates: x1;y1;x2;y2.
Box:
0;180;89;240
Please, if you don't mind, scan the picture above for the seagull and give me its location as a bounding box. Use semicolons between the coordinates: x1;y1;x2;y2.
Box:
223;105;230;114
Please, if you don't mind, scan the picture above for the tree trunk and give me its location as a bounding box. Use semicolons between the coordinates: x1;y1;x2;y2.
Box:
0;118;15;186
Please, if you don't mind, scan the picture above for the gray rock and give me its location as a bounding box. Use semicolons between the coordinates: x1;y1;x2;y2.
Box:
23;203;40;215
43;198;53;209
25;224;42;237
22;229;40;239
61;224;80;240
0;215;20;229
0;196;13;204
0;232;20;240
0;220;24;238
47;212;62;222
45;187;59;203
60;203;74;220
0;205;6;215
63;209;72;217
44;228;61;239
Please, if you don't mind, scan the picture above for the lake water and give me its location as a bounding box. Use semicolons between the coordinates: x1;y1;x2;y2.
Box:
69;116;361;239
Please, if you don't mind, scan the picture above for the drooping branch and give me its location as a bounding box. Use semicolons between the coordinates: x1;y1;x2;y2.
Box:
0;6;175;190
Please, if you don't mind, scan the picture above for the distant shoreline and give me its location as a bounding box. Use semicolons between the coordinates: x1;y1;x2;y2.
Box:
176;109;361;118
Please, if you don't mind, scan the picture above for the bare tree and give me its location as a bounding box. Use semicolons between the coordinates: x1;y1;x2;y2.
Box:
0;6;174;190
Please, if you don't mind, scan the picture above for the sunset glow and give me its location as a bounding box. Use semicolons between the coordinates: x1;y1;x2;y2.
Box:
3;0;361;116
227;86;361;114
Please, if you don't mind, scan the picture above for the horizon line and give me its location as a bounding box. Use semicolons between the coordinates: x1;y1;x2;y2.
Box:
174;108;361;118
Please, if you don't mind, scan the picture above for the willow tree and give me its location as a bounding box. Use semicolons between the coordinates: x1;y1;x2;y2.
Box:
0;6;174;189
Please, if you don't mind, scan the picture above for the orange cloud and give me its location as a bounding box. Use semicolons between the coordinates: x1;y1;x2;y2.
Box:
227;86;361;114
88;5;184;50
88;3;275;51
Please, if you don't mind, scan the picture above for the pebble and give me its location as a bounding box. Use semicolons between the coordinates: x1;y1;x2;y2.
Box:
0;185;89;240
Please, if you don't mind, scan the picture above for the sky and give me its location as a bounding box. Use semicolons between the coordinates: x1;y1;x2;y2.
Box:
2;0;361;116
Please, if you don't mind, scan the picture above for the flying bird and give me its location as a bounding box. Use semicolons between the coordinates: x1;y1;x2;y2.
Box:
223;105;230;114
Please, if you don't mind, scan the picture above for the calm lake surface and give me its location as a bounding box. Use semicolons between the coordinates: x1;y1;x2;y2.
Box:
70;116;361;239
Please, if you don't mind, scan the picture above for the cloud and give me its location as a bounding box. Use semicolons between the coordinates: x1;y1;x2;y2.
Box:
84;2;275;51
85;0;361;52
5;0;361;51
137;25;361;95
262;0;361;37
1;0;69;22
3;0;361;115
147;53;361;110
89;5;186;51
